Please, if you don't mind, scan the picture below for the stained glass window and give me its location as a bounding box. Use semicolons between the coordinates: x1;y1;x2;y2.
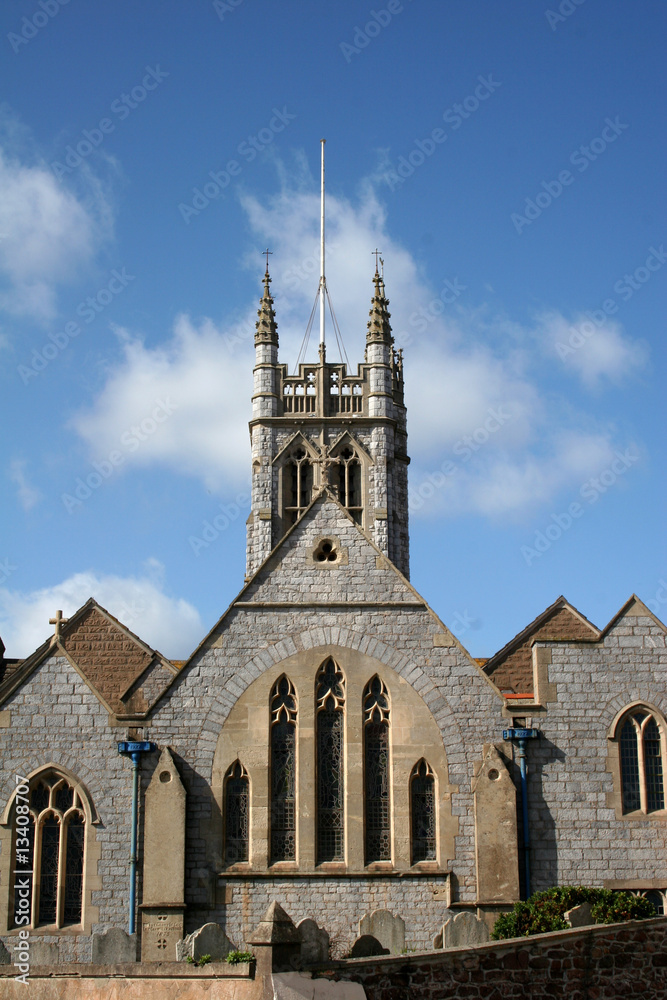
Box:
15;773;86;928
644;718;665;812
619;710;665;814
411;760;436;863
316;659;345;863
270;677;297;863
620;718;641;812
363;677;391;863
224;761;249;864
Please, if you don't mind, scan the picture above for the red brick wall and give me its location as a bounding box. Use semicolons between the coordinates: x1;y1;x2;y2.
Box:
486;606;598;694
316;917;667;999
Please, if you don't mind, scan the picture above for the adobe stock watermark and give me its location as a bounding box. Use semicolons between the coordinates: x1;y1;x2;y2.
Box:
17;268;136;385
383;75;502;192
399;276;467;344
409;405;513;514
213;0;246;20
511;117;629;235
61;398;178;513
449;609;483;639
50;66;169;179
13;775;33;984
555;245;666;361
8;0;71;55
339;0;413;63
178;107;297;224
645;579;667;620
189;492;251;555
545;0;587;31
0;558;17;585
521;446;639;566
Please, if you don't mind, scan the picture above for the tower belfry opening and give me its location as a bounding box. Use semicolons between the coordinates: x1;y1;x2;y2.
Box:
246;144;409;581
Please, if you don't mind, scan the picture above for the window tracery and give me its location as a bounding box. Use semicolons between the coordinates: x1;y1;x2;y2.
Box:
335;446;363;524
316;659;345;863
224;761;249;864
363;676;391;863
12;772;86;928
410;759;436;863
270;677;297;863
618;708;665;814
283;447;313;524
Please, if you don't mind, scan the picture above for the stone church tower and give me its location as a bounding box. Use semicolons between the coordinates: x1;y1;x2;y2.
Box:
246;266;409;578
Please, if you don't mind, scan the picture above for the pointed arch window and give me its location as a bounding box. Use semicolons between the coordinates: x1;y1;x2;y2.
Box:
316;658;345;863
410;760;436;863
12;772;86;928
363;676;391;863
270;677;297;863
336;447;363;524
619;709;665;814
224;761;250;864
284;448;313;524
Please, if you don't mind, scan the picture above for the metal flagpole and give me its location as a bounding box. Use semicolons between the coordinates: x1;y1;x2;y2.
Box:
319;139;326;352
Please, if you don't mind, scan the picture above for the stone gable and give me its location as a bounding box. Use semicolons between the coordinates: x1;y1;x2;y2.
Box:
485;603;598;694
243;492;420;607
61;605;153;712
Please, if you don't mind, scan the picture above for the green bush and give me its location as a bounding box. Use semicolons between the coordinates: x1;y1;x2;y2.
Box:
226;949;255;964
492;886;655;940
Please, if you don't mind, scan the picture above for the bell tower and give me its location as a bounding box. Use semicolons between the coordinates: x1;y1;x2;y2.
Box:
245;263;409;580
245;144;409;579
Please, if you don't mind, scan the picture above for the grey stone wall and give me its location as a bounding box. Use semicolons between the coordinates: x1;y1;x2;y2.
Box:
525;612;667;892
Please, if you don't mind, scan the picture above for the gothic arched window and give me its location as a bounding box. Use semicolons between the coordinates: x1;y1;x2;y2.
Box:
336;447;362;524
619;709;665;814
363;676;391;863
284;448;313;524
270;677;297;863
13;772;86;928
224;761;250;864
316;659;345;863
410;759;436;863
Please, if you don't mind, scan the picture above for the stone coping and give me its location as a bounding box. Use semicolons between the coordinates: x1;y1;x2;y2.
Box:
312;916;667;971
0;961;254;979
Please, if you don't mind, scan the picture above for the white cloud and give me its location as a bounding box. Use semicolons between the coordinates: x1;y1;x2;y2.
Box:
0;113;112;321
8;458;41;511
68;164;641;519
70;315;253;491
540;311;648;387
0;563;203;659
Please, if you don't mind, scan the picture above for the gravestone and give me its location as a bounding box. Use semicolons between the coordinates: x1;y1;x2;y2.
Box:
565;902;594;928
298;918;329;964
91;927;137;963
349;935;389;958
442;911;490;948
29;940;59;965
176;921;234;962
358;909;405;955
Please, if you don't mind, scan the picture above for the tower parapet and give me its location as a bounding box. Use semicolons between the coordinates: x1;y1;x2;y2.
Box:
246;266;410;580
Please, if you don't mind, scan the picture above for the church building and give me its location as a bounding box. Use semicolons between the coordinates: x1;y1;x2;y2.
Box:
0;260;665;963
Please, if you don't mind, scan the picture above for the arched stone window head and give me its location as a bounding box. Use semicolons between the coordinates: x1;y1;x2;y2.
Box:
270;677;297;863
284;447;313;524
336;447;363;524
363;676;391;864
410;759;436;864
316;659;345;864
12;771;86;928
223;761;249;865
619;708;665;814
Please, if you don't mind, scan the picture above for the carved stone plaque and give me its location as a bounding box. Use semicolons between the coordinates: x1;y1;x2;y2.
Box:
141;906;185;961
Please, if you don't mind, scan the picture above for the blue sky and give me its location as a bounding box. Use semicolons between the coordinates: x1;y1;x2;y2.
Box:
0;0;665;659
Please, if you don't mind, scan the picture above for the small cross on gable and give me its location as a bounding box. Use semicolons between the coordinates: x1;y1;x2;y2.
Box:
49;609;69;645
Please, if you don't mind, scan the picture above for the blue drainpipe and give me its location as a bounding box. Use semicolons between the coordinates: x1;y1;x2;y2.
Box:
503;728;540;898
118;741;156;934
